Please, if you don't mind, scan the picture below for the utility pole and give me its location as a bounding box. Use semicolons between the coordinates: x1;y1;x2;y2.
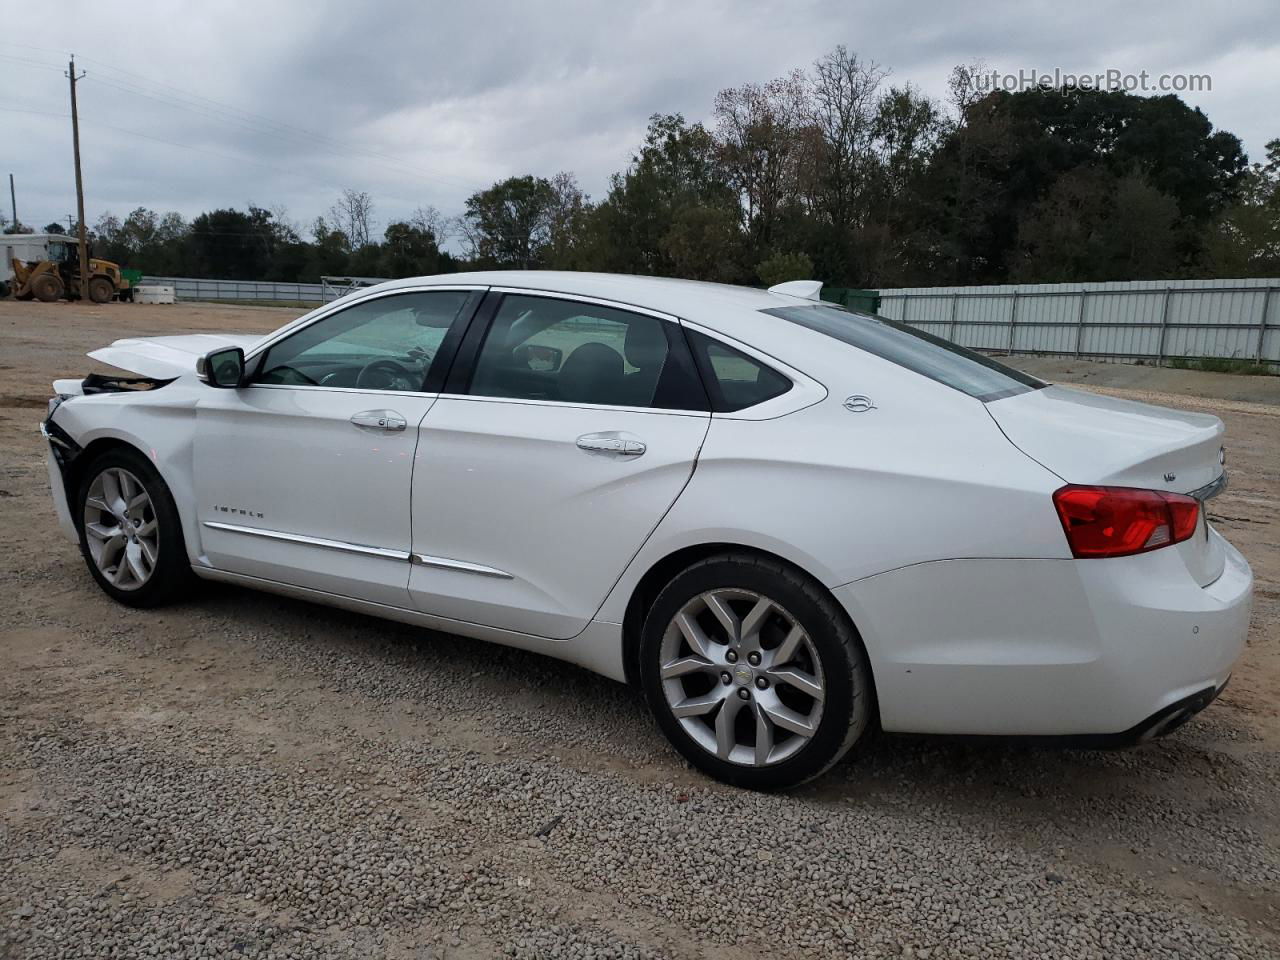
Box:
67;55;89;300
7;174;15;231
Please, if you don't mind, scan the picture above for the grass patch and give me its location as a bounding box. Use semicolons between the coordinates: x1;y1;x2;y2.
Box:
1167;356;1277;376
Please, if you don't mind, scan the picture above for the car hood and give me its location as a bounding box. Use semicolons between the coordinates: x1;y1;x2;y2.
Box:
89;333;262;378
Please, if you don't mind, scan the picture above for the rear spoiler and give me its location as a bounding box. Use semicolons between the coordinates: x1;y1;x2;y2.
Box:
768;280;823;300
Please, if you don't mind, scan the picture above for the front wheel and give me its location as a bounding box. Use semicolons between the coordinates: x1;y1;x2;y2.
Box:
31;273;63;302
76;447;192;607
88;276;114;303
640;554;873;790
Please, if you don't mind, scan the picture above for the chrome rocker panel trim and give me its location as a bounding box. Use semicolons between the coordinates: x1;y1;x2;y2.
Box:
202;522;514;579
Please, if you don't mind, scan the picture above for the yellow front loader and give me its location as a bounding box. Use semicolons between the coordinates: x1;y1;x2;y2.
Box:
4;234;126;303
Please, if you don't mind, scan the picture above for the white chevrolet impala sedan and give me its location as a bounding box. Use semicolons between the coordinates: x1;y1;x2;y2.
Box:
41;272;1252;788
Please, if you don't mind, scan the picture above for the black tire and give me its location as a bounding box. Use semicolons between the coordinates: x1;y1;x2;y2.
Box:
32;273;63;302
75;446;193;608
640;553;873;790
88;276;114;304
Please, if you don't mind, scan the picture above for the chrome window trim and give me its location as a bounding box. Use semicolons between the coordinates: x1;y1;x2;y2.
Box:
202;521;408;560
487;286;682;325
411;553;513;579
431;392;709;418
466;287;707;414
244;284;490;363
244;383;441;400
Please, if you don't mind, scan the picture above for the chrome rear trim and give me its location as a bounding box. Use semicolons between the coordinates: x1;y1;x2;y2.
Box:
411;553;513;579
1187;471;1227;502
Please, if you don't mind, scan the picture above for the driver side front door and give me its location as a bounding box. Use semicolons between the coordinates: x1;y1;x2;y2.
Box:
193;287;483;606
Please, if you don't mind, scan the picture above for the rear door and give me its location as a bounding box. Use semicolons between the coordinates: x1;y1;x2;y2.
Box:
407;290;710;639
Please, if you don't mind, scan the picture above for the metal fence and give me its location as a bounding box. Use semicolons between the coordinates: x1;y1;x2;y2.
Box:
874;278;1279;368
139;276;385;305
142;273;1279;367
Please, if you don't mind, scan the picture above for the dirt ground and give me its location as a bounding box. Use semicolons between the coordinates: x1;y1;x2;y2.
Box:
1;299;1277;958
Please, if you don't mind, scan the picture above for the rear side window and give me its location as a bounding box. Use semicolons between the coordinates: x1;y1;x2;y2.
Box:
468;294;707;410
687;330;791;412
762;303;1045;402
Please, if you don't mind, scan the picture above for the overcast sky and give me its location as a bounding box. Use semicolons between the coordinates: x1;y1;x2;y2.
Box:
4;0;1277;242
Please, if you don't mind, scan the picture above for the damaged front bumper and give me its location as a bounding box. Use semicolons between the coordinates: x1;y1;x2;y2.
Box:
40;407;83;545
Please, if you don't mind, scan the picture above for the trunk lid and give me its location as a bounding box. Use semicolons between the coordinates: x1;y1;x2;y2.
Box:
88;333;261;379
988;385;1227;585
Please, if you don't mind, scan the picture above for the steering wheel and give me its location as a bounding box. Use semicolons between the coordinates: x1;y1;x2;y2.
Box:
355;358;418;391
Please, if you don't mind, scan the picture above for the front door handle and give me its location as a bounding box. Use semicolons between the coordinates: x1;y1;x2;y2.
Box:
577;433;646;457
350;409;407;432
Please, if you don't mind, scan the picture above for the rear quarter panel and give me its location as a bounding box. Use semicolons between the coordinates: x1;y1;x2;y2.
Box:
596;358;1069;624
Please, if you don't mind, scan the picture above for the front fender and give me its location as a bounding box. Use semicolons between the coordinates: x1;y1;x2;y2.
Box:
49;393;202;565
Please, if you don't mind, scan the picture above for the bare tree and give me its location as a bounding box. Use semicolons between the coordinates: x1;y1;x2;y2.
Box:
714;68;812;246
451;212;481;260
543;171;591;267
946;60;989;126
809;46;887;230
329;188;375;249
408;205;449;244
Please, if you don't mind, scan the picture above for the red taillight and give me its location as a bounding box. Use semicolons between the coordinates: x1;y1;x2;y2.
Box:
1053;485;1199;558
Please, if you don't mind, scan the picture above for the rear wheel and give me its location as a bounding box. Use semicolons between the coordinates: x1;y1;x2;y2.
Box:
76;447;192;607
31;273;63;302
88;276;114;303
640;553;872;790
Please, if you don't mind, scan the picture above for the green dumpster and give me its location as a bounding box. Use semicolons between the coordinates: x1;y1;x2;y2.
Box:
821;287;881;314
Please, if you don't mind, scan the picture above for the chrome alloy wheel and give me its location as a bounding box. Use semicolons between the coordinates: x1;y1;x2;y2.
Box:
659;588;826;767
83;467;158;591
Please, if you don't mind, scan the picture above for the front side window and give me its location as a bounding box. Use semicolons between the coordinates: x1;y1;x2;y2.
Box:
763;303;1045;402
469;295;697;409
256;290;473;392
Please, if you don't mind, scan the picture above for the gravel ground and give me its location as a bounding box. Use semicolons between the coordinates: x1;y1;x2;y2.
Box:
1;300;1278;958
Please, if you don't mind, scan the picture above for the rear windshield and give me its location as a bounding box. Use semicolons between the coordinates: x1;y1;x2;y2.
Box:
762;303;1045;402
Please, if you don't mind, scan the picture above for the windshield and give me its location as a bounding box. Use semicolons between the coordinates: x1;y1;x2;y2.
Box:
762;303;1046;402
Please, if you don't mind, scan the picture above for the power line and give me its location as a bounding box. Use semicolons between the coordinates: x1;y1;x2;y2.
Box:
0;103;463;240
0;43;486;192
0;52;64;73
0;103;420;203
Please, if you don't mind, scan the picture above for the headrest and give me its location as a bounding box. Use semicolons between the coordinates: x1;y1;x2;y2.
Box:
624;320;668;369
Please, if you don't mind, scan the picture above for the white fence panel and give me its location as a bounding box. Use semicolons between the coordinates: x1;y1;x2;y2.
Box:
141;276;334;304
876;278;1278;367
141;274;1277;367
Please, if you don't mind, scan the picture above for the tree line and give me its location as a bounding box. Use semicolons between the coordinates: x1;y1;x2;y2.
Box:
12;49;1279;287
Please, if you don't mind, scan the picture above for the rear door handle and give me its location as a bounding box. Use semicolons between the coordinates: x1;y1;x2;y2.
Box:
577;433;646;457
350;409;407;432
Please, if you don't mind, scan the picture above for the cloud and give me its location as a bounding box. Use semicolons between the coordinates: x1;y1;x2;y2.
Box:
3;0;1275;239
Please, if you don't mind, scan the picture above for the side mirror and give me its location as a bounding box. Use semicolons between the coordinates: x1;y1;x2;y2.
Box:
196;346;246;388
513;343;563;372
